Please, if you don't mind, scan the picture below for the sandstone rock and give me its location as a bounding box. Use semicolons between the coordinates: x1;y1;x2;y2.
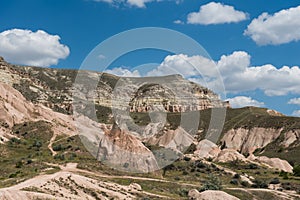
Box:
248;154;293;173
188;189;240;200
147;127;193;152
214;149;247;163
281;130;300;147
129;183;142;191
96;124;159;173
221;128;282;154
194;139;221;159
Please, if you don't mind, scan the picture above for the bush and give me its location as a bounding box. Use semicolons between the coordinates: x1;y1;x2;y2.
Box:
241;181;250;187
233;173;240;179
269;178;280;184
53;144;63;151
230;179;239;185
15;160;23;168
279;171;289;179
199;174;222;192
183;156;191;161
54;154;65;160
293;165;300;177
247;163;259;169
252;179;268;188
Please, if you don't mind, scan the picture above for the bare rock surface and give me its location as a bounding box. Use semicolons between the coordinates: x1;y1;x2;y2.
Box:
213;149;247;163
188;189;240;200
248;154;293;173
221;128;283;154
194;139;220;159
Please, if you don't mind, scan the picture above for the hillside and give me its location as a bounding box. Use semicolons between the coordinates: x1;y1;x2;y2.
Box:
1;58;300;199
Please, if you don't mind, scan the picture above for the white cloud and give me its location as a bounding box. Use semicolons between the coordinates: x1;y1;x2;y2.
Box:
0;29;69;67
104;51;300;97
292;110;300;117
288;98;300;105
173;20;184;25
146;54;218;78
187;2;248;25
104;67;141;77
226;96;265;108
244;6;300;45
201;51;300;96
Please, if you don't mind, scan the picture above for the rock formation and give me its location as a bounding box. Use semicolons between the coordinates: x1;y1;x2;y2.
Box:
188;189;240;200
96;123;159;173
221;128;283;154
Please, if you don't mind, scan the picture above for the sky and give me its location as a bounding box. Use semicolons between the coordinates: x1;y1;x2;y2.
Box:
1;0;300;116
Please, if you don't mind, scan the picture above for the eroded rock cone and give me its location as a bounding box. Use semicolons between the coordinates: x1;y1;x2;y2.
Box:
97;122;159;173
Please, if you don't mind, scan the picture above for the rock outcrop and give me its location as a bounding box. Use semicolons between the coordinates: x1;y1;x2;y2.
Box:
0;82;75;143
194;139;220;159
147;126;194;153
188;189;240;200
248;154;293;173
96;123;159;173
221;128;283;154
213;149;247;163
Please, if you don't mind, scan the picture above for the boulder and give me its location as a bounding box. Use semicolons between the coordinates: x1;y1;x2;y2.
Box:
194;139;221;159
188;189;240;200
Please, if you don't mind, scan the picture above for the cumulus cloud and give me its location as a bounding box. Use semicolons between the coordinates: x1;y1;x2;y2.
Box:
173;20;184;25
288;98;300;105
187;2;248;25
146;54;218;78
104;67;141;77
244;5;300;45
0;29;69;67
104;51;300;96
218;52;300;96
226;96;265;108
292;110;300;117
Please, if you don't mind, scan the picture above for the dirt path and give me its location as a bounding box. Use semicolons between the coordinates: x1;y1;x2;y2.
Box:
47;133;57;156
227;187;300;200
0;163;174;200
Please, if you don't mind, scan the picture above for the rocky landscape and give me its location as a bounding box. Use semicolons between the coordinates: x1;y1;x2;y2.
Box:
1;57;300;199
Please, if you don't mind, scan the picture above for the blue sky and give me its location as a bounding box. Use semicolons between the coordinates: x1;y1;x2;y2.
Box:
1;0;300;116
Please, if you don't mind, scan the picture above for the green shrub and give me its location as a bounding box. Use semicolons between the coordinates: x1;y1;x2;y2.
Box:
241;181;250;187
269;178;280;184
293;165;300;176
53;144;63;151
252;179;268;188
15;160;23;168
230;179;239;185
199;174;222;192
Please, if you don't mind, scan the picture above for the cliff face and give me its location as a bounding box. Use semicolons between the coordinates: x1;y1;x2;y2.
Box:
221;128;283;154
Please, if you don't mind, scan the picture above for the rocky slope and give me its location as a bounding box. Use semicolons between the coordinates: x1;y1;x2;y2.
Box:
0;82;75;144
0;57;229;116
